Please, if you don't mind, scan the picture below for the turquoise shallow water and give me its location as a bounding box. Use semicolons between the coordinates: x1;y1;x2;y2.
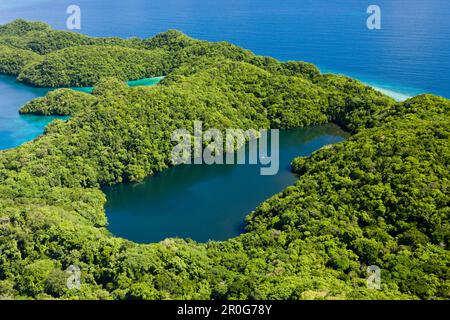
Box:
73;77;164;93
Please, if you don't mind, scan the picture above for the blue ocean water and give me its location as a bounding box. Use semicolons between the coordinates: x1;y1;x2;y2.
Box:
1;0;449;98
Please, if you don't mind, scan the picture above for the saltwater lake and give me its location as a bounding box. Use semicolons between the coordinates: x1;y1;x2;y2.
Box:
103;124;348;243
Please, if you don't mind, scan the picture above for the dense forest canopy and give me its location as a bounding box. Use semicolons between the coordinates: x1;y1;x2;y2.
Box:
0;20;448;300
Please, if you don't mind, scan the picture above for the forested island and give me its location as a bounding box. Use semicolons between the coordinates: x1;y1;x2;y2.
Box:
0;19;448;300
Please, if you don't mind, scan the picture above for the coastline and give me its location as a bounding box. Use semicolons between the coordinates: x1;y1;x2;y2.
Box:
370;85;412;102
317;66;420;102
75;71;415;101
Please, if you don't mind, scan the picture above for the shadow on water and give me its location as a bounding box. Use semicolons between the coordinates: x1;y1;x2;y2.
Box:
103;124;349;243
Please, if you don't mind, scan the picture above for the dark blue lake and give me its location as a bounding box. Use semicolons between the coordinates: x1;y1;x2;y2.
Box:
103;124;348;243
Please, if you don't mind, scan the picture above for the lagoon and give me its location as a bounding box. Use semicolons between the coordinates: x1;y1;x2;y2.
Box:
103;124;348;243
2;0;447;242
1;0;449;99
73;76;164;93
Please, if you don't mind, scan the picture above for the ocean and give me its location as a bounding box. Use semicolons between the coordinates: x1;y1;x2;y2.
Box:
1;0;449;98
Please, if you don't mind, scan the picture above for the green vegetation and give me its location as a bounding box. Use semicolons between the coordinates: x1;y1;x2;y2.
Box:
0;20;449;300
0;45;41;75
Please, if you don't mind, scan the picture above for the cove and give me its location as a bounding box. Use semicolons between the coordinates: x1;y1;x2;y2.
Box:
103;124;349;243
0;75;163;151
